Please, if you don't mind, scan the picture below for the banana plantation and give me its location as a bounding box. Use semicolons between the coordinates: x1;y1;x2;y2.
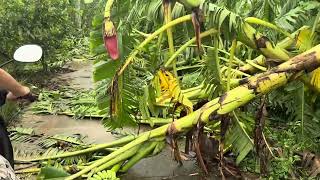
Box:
1;0;320;179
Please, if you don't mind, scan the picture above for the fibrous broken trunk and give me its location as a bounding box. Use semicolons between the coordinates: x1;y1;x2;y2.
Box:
254;96;268;176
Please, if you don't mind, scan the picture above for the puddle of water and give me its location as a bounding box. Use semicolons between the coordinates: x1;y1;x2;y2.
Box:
17;112;115;144
58;60;94;90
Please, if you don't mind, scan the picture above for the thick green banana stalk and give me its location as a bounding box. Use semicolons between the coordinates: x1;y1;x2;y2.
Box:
239;55;266;74
163;0;175;56
163;0;179;78
19;135;136;162
245;17;293;39
66;45;320;180
239;26;311;73
237;22;290;61
173;44;320;127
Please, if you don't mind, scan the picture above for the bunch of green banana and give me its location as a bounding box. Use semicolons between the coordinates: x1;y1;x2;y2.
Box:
88;170;119;180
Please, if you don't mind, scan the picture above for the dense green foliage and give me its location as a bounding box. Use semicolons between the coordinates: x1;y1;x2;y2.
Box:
90;0;320;178
0;0;97;70
3;0;320;179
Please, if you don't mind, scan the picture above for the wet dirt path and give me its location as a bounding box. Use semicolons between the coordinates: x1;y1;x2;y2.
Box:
15;60;215;180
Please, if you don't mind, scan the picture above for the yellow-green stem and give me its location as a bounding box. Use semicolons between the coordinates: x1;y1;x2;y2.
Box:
245;17;293;39
118;15;192;76
15;168;40;174
246;59;267;71
227;39;237;91
164;28;218;68
201;45;245;65
111;162;122;172
19;135;136;162
157;33;164;51
213;35;224;90
182;83;204;93
164;1;178;80
93;145;140;173
65;128;169;180
133;29;151;37
239;23;290;61
239;26;313;74
165;2;175;56
120;141;158;172
104;0;114;18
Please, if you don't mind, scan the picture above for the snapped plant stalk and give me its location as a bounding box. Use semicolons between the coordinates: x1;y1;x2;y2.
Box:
18;135;136;162
118;15;192;76
164;28;218;68
116;7;293;80
226;39;237;91
66;45;320;179
213;36;224;89
238;22;290;61
238;24;320;91
239;26;312;73
91;144;140;174
176;0;202;53
163;0;175;56
163;0;179;80
244;17;293;39
119;141;159;172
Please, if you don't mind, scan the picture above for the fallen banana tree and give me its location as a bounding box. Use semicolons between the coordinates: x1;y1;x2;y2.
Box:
19;45;319;179
239;26;315;73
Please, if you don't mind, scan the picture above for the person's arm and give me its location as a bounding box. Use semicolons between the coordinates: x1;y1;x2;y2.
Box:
0;68;30;100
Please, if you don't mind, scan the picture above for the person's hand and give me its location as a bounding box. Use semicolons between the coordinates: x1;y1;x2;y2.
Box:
6;86;29;101
6;91;19;101
6;86;37;102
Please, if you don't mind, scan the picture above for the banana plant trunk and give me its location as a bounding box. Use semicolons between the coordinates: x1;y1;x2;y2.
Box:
67;45;320;179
